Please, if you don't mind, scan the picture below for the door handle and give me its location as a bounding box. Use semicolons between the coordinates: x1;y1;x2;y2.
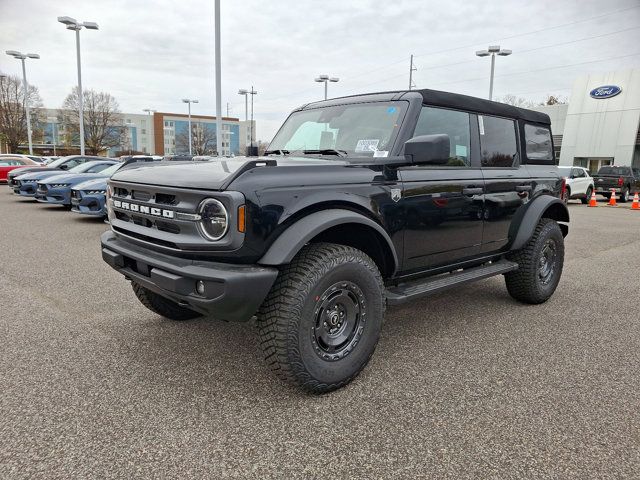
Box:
462;187;483;195
515;185;532;192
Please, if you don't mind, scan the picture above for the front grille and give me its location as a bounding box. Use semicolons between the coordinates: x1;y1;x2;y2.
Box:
71;190;80;199
155;193;177;205
132;190;152;201
114;211;182;234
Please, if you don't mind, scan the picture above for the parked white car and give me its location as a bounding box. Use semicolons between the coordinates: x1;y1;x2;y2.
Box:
558;166;594;204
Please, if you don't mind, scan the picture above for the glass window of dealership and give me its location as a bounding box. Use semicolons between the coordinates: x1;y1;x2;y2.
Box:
532;69;640;173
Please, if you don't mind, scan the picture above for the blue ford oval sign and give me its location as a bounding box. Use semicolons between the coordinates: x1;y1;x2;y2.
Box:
589;85;622;99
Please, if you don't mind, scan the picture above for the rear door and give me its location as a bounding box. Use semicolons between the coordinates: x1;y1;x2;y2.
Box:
398;105;484;271
479;115;531;253
571;167;589;196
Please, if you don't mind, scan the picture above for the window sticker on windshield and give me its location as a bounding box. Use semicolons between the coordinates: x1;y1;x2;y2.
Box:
355;139;379;152
455;145;467;157
386;107;397;114
373;150;389;158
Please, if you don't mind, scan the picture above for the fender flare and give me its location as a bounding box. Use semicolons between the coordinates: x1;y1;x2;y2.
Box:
258;208;398;273
510;196;569;251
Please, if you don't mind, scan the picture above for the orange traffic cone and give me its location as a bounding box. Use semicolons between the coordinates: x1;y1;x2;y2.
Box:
631;192;640;210
588;190;598;207
608;189;618;207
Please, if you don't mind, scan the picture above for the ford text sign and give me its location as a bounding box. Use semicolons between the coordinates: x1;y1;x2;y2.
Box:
589;85;622;99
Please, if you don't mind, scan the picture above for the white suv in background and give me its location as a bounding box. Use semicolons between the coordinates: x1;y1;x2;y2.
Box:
558;166;594;204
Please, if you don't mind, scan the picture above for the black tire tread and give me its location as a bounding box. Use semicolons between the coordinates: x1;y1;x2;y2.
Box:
256;242;384;393
505;218;564;304
132;283;201;321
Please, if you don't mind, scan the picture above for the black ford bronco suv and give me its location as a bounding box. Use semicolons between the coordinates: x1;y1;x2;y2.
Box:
101;89;569;393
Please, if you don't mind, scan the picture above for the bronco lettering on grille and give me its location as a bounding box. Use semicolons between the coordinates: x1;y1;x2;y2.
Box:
112;199;175;219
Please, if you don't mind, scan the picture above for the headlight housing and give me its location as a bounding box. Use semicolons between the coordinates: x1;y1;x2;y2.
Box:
52;183;70;188
197;198;228;241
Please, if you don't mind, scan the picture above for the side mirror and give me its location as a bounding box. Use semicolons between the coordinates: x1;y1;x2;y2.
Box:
404;134;450;165
59;164;68;170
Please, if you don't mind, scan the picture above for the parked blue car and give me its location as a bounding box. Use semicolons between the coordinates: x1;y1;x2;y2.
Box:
34;160;118;207
70;176;109;216
15;160;116;198
70;157;167;217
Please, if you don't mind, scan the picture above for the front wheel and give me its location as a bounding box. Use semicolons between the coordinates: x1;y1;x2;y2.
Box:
505;218;564;304
257;243;385;393
619;187;629;203
581;187;592;204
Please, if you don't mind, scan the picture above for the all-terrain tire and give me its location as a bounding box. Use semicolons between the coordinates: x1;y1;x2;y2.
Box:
257;243;385;393
505;218;564;304
132;283;201;321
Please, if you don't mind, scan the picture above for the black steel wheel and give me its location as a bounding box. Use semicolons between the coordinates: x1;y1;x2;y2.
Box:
257;243;384;393
505;218;565;304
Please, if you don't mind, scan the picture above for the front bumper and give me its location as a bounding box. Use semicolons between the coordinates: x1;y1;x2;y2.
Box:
36;186;71;205
71;192;107;216
101;231;278;322
16;183;38;196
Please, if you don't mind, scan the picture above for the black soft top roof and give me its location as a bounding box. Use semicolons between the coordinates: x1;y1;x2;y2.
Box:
416;88;550;124
303;88;551;125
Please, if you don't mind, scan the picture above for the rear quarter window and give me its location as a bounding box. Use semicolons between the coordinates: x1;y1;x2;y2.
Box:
524;124;553;161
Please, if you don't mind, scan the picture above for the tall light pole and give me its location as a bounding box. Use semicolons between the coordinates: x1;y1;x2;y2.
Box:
475;45;512;101
5;51;39;154
58;16;99;156
315;74;339;100
182;99;198;155
214;0;223;157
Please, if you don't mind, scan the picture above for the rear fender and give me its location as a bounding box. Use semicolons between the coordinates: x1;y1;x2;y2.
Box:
509;196;569;251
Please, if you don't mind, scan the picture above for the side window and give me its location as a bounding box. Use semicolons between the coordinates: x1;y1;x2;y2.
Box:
524;124;553;161
64;159;80;169
479;116;518;167
414;106;470;166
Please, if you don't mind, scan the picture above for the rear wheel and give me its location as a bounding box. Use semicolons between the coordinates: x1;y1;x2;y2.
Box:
505;218;564;304
581;187;592;204
619;187;629;203
257;243;385;393
132;283;201;321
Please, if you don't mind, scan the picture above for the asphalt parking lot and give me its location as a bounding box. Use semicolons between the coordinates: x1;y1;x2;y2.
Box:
1;191;639;479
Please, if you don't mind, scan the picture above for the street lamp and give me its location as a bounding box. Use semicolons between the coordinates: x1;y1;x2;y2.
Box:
475;45;512;101
58;16;99;156
314;74;339;100
5;50;39;155
239;87;257;155
182;99;198;155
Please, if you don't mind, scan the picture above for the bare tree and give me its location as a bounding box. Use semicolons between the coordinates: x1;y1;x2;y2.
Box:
257;140;269;156
542;94;567;105
60;87;124;155
175;123;217;155
0;73;43;153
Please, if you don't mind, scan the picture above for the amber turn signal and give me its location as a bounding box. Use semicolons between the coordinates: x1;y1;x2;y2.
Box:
237;205;246;233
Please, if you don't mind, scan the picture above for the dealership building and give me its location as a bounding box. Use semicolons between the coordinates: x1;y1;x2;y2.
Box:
532;68;640;173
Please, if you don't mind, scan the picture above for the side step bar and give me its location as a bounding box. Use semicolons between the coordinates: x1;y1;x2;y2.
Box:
385;259;518;306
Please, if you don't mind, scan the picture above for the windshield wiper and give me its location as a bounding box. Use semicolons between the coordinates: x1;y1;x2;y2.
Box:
264;149;290;156
302;149;348;157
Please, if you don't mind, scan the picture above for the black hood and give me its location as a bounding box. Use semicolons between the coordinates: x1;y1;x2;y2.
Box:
110;156;345;190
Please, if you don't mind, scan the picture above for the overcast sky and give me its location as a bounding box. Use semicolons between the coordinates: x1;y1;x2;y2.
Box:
1;0;639;140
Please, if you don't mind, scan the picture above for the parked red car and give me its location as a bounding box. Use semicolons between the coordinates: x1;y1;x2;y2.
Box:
0;155;40;183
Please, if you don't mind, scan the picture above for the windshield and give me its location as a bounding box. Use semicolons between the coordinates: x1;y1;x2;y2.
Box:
268;101;407;157
100;163;122;176
598;166;630;175
69;162;106;173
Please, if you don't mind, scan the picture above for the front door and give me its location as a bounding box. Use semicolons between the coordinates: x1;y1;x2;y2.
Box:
478;114;531;252
398;105;484;272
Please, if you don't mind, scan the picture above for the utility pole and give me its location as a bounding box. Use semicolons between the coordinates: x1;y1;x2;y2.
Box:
249;86;257;155
409;54;416;90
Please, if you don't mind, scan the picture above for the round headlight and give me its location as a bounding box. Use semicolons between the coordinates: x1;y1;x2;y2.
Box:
198;198;228;241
